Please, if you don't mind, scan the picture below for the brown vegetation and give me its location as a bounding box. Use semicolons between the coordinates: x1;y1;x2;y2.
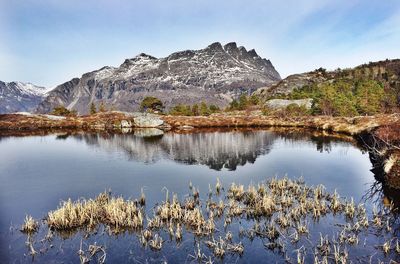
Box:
22;177;398;262
0;112;132;131
164;112;400;136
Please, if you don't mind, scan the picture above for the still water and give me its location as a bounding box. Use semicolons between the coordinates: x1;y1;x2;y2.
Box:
0;128;397;263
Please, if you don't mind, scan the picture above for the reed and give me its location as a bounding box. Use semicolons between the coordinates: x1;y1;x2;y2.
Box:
21;215;39;234
47;192;144;232
22;176;397;261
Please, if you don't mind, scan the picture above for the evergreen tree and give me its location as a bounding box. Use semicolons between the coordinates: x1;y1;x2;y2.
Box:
200;102;211;116
192;104;199;116
90;102;97;115
140;97;164;112
99;102;106;112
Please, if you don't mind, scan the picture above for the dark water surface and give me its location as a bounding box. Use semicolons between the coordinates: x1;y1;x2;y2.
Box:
0;128;398;263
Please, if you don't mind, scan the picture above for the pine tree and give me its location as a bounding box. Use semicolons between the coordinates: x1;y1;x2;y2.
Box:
99;102;106;112
90;102;97;115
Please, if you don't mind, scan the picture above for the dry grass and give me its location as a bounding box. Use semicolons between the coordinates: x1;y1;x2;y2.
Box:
21;215;39;233
46;192;143;233
22;177;398;261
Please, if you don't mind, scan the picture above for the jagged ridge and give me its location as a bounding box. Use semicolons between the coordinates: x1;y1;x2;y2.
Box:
37;42;281;114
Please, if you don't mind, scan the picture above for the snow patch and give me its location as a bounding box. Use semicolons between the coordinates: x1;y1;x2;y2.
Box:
14;82;48;96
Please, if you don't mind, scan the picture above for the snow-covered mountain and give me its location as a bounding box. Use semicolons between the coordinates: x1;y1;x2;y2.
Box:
37;42;281;114
0;81;47;114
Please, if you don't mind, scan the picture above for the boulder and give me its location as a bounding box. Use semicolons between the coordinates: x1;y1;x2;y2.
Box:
133;113;164;128
120;120;132;128
265;98;313;110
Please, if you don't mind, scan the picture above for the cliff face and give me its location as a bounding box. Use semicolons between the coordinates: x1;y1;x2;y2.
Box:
254;59;400;100
37;42;281;114
0;81;47;114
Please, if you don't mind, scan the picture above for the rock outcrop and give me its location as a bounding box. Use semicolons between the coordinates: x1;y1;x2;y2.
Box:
132;113;165;128
265;98;313;110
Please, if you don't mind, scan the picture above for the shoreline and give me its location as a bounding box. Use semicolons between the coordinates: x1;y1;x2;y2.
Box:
1;111;399;188
1;111;399;134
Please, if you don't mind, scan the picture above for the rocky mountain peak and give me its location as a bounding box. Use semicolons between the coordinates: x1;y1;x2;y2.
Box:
136;53;157;60
206;42;224;51
37;42;281;114
120;53;157;68
224;42;238;51
223;42;240;58
248;49;258;58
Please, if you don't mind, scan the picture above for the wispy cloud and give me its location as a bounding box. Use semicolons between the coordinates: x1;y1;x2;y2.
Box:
0;0;399;86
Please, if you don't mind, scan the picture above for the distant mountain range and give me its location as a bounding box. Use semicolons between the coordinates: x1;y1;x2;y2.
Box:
0;81;47;113
36;42;281;114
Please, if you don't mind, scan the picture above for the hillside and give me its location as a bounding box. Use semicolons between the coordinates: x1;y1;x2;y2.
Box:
254;59;400;116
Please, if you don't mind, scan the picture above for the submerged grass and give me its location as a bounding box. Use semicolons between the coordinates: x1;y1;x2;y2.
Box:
21;215;39;234
47;192;143;233
22;177;399;262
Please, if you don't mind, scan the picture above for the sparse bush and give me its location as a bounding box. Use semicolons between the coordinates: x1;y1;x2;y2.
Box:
169;104;192;116
238;95;248;110
169;102;220;116
262;104;311;117
229;99;239;110
90;102;97;115
200;102;211;116
51;106;77;117
249;94;260;105
192;104;199;116
99;102;106;112
209;104;220;113
229;94;260;111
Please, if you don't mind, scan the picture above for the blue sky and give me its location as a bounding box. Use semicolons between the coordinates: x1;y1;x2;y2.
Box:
1;0;399;88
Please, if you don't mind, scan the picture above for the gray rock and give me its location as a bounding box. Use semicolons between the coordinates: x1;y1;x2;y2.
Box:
265;98;313;110
133;113;164;128
37;42;281;114
120;120;132;128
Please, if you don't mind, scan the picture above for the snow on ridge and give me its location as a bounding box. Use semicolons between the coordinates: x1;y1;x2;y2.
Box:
94;66;116;80
13;81;48;96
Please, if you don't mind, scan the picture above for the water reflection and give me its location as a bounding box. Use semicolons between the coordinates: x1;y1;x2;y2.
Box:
71;129;349;171
0;128;399;263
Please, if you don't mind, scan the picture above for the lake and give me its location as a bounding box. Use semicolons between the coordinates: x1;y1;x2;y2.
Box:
0;128;398;263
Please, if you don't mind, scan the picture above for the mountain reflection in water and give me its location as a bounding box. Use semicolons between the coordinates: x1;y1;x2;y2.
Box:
70;129;350;171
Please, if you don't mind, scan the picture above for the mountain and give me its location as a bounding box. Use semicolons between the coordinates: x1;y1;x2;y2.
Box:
254;59;400;100
37;42;281;114
0;81;47;114
73;130;275;170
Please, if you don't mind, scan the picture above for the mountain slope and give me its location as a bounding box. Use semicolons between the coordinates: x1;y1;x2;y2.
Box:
37;42;281;114
254;59;400;100
0;81;47;114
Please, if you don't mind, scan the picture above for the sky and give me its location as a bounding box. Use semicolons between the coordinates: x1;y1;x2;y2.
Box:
1;0;400;88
